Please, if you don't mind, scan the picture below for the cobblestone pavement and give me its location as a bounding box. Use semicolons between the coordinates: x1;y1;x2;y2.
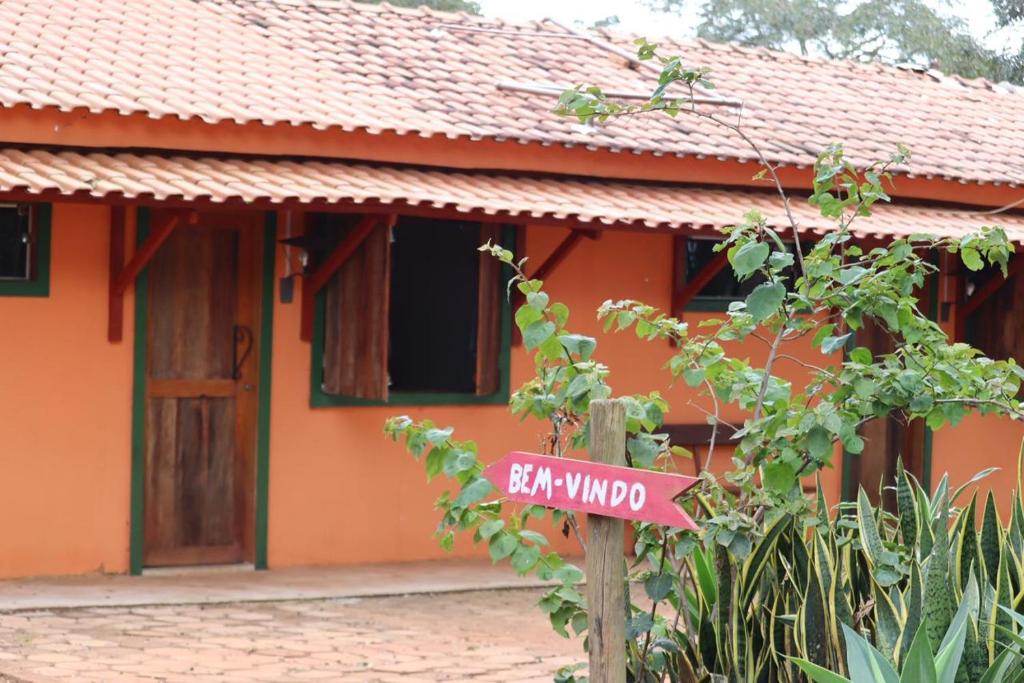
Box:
0;588;582;682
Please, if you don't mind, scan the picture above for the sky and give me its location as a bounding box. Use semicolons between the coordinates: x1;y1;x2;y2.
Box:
475;0;1021;53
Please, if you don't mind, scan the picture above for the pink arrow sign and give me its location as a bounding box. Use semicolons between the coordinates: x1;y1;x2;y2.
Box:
484;451;700;530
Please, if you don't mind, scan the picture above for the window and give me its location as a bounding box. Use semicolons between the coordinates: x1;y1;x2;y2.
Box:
309;214;512;406
0;203;50;297
964;257;1024;363
674;236;800;311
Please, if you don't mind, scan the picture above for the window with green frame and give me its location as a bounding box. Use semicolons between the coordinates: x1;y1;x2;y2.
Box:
309;214;513;407
0;203;50;297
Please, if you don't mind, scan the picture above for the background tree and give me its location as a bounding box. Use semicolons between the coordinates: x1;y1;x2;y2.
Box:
358;0;480;14
645;0;1024;83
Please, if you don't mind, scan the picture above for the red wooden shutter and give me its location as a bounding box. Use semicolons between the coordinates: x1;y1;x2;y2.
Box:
475;224;502;395
322;221;391;400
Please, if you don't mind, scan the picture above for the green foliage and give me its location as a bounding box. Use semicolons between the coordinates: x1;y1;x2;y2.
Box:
790;464;1024;683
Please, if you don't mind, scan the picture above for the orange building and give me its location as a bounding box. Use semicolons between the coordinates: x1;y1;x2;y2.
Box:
0;0;1022;578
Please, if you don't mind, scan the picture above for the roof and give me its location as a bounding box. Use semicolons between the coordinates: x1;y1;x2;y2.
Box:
2;148;1021;240
0;1;1023;186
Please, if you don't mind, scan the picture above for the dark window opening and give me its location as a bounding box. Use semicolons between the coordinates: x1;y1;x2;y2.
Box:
308;212;507;404
0;204;33;281
965;258;1024;363
388;219;481;394
683;238;801;303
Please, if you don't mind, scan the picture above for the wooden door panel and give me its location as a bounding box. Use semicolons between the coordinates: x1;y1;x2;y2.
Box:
144;398;239;564
143;211;261;568
149;228;239;380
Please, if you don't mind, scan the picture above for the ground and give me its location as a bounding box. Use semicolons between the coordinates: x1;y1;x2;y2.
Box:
0;588;581;682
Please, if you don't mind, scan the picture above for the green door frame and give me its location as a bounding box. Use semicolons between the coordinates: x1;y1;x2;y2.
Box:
129;208;276;574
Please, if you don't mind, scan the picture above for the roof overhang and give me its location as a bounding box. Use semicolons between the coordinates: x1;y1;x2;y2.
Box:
0;148;1021;241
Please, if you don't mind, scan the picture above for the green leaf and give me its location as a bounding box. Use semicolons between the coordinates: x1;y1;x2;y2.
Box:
849;347;872;365
454;478;493;508
519;529;549;546
935;611;968;683
683;367;705;388
924;534;954;652
558;334;597;360
812;323;836;349
510;543;541;573
841;623;899;683
900;626;938;683
731;241;770;279
979;492;1001;584
627;612;655;639
424;427;454;445
791;658;852;683
526;291;549;310
514;304;543;330
523;320;556;351
806;426;833;461
644;572;673;602
821;333;853;355
478;518;504;540
746;282;786;322
763;459;797;493
961;247;984;271
488;532;518;562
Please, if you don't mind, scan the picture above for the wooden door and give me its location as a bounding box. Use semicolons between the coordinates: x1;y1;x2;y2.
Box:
143;211;263;567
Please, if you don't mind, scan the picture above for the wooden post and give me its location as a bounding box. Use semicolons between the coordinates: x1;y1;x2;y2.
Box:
587;398;627;683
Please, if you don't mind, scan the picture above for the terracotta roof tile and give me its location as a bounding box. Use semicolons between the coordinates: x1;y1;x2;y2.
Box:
0;1;1022;184
0;147;1020;240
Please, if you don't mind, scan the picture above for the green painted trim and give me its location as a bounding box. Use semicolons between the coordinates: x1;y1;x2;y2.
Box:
128;208;150;575
254;213;276;570
840;332;858;502
922;251;940;492
0;203;51;297
310;225;514;408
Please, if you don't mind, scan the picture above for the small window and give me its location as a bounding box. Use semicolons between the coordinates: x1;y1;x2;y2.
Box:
675;236;799;311
0;203;50;297
309;214;511;406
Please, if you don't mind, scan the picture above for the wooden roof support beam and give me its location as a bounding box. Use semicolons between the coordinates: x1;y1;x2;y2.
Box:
108;210;185;342
300;214;391;342
955;255;1024;340
529;229;600;283
510;228;600;346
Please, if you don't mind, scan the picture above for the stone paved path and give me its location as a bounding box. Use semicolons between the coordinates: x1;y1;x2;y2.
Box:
0;588;583;682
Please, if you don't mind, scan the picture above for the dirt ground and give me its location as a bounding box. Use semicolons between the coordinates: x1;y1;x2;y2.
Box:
0;588;583;682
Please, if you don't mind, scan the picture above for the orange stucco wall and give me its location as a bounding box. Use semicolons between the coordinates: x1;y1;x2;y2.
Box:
931;415;1024;514
3;201;1008;578
0;202;134;578
264;223;844;568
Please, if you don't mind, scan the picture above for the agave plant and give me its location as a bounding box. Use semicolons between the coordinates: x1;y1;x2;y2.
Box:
645;450;1024;682
795;574;1024;682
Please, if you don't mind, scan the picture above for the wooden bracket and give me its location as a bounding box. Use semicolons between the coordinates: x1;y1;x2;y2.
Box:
672;247;729;315
108;210;185;342
300;214;390;342
511;229;600;346
956;256;1024;340
530;229;599;283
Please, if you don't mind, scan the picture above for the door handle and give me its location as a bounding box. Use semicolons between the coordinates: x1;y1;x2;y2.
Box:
232;325;254;380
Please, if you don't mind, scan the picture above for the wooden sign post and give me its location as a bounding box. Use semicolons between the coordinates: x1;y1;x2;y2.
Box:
484;399;700;682
587;399;628;683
